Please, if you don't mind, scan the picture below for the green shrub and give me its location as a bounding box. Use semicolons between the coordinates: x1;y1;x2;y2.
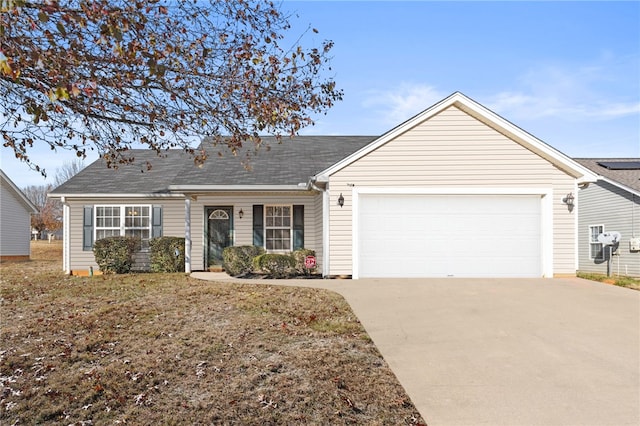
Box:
253;253;295;278
222;245;265;276
149;237;185;272
93;237;138;274
292;249;317;275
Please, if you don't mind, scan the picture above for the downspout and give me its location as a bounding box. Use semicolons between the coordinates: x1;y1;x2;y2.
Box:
309;177;329;277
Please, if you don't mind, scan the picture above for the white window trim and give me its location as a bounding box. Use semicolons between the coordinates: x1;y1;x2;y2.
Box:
94;205;152;243
589;224;605;261
264;204;293;252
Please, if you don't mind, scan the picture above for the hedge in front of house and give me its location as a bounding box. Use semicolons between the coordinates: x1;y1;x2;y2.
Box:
150;237;185;273
93;236;139;274
222;245;265;276
292;248;317;275
253;253;295;278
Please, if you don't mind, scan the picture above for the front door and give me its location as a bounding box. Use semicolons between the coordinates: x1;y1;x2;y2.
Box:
206;207;233;267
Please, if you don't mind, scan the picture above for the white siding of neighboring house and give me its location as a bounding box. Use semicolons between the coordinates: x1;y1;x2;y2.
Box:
65;192;323;273
578;181;640;277
327;105;577;277
0;178;34;258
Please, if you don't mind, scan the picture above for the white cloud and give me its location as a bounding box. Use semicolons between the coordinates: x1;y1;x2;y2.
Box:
486;60;640;122
598;102;640;117
361;84;447;126
487;90;640;122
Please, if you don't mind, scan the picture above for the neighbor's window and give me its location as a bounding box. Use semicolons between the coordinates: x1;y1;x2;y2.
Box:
96;205;151;245
589;225;604;260
265;205;291;251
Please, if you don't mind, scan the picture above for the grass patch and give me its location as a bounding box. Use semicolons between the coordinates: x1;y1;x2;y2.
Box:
577;271;640;290
1;241;426;425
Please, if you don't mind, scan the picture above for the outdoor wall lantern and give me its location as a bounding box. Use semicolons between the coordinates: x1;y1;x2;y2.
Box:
562;192;574;211
338;193;344;208
238;208;244;219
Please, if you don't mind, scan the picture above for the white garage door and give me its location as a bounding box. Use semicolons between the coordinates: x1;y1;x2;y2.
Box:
358;194;542;278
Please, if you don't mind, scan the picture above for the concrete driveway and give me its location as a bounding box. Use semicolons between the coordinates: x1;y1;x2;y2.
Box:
193;274;640;426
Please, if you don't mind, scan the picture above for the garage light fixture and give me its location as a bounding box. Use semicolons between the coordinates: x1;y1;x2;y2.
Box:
238;208;244;219
338;193;344;208
562;192;574;211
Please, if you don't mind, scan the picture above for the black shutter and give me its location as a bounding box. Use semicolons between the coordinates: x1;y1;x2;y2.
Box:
83;206;93;251
152;205;163;238
253;205;264;247
293;205;304;250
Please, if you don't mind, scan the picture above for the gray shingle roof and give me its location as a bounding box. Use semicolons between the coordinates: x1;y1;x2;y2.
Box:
50;149;191;194
172;136;375;187
574;158;640;193
50;136;376;195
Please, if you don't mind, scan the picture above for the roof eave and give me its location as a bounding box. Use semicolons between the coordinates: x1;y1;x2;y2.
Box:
48;192;186;199
599;176;640;197
167;184;310;192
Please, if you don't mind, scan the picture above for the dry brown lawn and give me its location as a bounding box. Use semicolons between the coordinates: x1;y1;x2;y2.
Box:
577;271;640;291
1;241;426;425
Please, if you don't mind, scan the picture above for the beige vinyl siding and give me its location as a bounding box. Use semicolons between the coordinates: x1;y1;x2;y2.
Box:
578;181;640;277
188;192;322;271
65;198;185;272
0;181;32;257
552;175;577;274
328;105;577;276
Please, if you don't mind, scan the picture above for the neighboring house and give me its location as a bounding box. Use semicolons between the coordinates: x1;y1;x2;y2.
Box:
49;92;598;278
574;159;640;277
0;169;38;261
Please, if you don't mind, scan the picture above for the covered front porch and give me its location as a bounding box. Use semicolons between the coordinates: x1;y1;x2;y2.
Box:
178;191;325;274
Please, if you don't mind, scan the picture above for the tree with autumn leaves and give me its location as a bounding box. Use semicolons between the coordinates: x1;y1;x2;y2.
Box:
1;0;342;177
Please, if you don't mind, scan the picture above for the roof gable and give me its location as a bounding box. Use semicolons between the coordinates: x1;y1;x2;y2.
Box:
315;92;598;184
0;170;38;213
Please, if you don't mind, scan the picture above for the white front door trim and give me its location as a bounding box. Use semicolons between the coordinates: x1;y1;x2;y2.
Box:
351;187;554;279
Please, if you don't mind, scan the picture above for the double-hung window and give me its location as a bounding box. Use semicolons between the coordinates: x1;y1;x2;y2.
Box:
95;205;151;247
265;205;291;251
589;225;604;261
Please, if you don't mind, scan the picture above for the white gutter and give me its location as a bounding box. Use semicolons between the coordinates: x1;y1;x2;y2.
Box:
167;184;308;192
599;176;640;198
48;193;186;199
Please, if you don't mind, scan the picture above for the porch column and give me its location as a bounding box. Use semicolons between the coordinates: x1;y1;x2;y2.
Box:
63;201;70;274
185;197;191;273
322;188;329;277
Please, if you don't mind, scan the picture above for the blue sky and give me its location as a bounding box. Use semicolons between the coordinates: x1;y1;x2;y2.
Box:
2;0;639;188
